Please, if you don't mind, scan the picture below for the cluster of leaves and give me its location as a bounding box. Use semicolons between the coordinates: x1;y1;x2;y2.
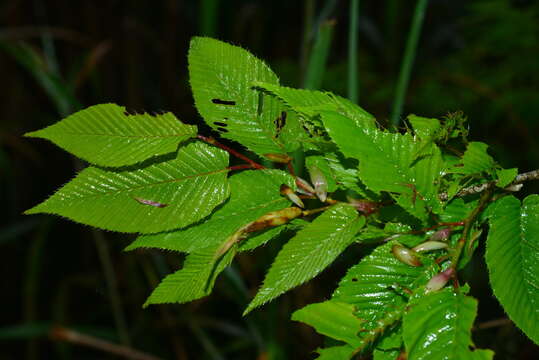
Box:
26;37;538;359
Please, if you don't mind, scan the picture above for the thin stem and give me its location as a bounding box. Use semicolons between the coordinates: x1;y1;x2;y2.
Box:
450;188;493;274
439;168;539;201
302;205;332;217
197;135;265;169
390;0;430;126
347;0;360;103
50;326;161;360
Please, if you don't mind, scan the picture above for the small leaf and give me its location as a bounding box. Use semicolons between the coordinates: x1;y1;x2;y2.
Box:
495;167;518;188
292;300;363;347
486;195;539;344
144;245;236;306
245;204;365;314
25;104;197;167
26;142;229;233
453;142;495;175
315;345;355;360
126;170;294;252
403;289;494;359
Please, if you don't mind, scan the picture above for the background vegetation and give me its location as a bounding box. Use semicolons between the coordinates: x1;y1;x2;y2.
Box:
1;0;538;359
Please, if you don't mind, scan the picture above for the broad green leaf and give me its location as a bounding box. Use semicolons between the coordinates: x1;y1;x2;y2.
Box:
25;104;197;167
373;327;402;360
292;300;363;347
403;289;494;360
126;170;294;253
315;345;354;360
495;167;518;188
486;195;539;344
245;204;365;314
321;111;442;209
26;142;229;233
254;82;376;130
332;241;436;325
453;142;495;175
188;37;302;157
144;244;236;306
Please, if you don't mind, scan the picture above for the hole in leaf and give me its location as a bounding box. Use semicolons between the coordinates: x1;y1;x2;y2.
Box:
214;121;227;127
274;111;287;138
351;278;358;282
217;127;229;133
212;99;236;106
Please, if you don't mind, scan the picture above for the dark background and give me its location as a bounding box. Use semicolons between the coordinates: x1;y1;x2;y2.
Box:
1;0;538;359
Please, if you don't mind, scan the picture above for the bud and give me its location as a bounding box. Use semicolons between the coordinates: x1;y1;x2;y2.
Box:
412;241;448;253
391;244;422;267
295;177;315;195
425;267;455;293
429;228;452;242
280;184;304;208
264;153;292;163
308;165;328;202
347;197;379;215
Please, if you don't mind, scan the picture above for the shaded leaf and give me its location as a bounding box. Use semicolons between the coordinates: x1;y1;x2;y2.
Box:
292;300;362;347
495;167;518;188
245;204;365;314
26;142;229;233
315;345;354;360
454;142;495;175
25;104;197;167
486;195;539;344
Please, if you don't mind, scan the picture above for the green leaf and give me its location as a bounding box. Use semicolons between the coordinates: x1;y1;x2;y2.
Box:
315;345;354;360
126;169;294;252
321;111;442;209
144;244;236;306
403;289;494;359
453;142;495;175
26;141;229;233
486;195;539;344
254;81;376;130
245;204;365;314
25;104;197;167
495;167;518;188
188;37;302;157
407;114;441;140
292;300;363;347
332;241;436;325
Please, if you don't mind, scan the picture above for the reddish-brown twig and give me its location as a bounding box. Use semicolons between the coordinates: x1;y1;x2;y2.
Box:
197;135;265;169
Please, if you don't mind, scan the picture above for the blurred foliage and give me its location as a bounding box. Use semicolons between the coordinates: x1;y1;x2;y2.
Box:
1;0;538;359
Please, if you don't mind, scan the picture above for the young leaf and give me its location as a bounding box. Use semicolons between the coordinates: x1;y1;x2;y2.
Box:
26;141;230;233
254;81;376;130
486;195;539;344
126;170;294;253
495;167;518;188
144;244;236;306
188;37;302;157
453;142;495;175
244;204;365;314
292;300;363;347
25;104;197;167
403;289;494;359
321;111;442;209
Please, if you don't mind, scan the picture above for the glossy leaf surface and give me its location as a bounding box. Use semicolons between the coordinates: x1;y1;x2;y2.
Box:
486;195;539;344
26;142;229;233
126;170;293;252
245;204;364;314
403;289;494;359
